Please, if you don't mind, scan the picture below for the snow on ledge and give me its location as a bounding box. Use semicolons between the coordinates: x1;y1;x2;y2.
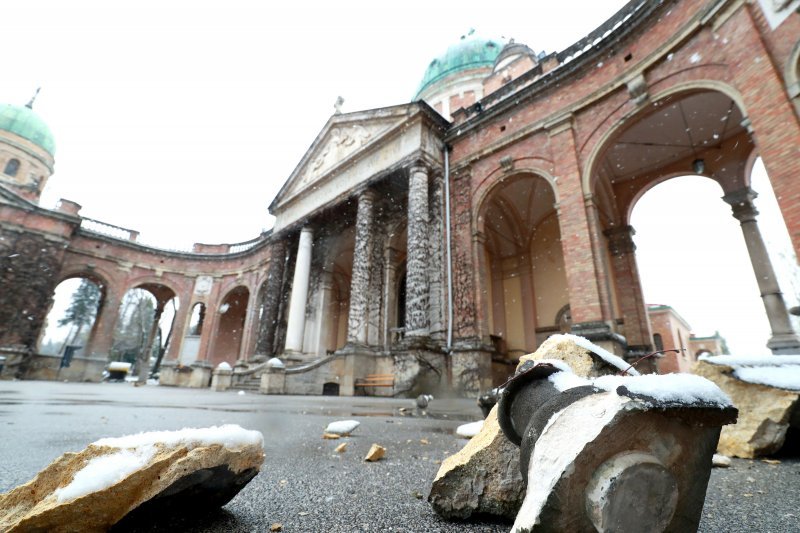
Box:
700;354;800;391
550;334;640;376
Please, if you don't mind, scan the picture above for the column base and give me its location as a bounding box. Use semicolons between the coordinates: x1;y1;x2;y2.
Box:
767;333;800;355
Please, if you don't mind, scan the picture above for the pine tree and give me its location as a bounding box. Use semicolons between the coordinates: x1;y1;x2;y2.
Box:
57;279;101;351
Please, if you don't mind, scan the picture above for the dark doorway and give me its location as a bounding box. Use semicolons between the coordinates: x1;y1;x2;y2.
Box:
322;382;340;396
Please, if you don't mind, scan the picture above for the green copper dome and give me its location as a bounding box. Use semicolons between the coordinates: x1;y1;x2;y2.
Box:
0;103;55;156
415;31;505;99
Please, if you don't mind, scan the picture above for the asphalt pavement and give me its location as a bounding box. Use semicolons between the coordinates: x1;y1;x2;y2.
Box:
0;381;797;532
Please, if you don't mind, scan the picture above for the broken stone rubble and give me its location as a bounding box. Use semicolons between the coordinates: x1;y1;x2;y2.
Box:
693;357;800;458
428;334;628;520
0;425;264;532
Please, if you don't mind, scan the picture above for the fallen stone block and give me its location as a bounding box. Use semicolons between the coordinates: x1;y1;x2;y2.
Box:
693;355;800;458
0;425;264;532
325;420;360;436
429;334;633;520
498;361;736;533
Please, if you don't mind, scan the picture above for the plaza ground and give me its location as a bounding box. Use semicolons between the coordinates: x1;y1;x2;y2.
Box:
0;381;797;532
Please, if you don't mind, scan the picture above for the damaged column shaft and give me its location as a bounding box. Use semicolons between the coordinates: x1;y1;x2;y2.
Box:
347;189;376;345
406;164;430;338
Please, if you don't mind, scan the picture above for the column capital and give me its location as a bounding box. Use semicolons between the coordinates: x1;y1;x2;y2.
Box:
723;187;759;223
354;186;378;203
409;162;430;176
604;225;637;255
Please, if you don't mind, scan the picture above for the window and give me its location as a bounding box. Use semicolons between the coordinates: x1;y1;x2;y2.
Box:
653;333;664;352
4;159;20;177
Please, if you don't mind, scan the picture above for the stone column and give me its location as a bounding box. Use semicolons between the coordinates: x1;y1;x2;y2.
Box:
347;189;376;346
255;240;287;355
137;299;165;383
406;164;431;338
604;225;653;353
284;227;314;354
86;290;122;359
723;188;800;354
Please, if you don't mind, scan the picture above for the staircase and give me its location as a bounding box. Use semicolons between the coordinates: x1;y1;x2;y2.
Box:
233;373;262;393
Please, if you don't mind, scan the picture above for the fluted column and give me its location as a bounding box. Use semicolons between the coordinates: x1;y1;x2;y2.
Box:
723;188;800;354
347;189;376;345
406;164;430;338
604;225;652;352
284;227;314;354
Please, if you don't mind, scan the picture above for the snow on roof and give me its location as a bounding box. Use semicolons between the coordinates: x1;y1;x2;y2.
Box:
593;373;732;407
700;354;800;391
550;334;640;376
93;424;264;450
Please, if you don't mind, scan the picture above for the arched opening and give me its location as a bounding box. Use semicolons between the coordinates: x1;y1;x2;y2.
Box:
589;87;798;360
322;382;340;396
4;158;20;177
211;286;249;366
112;284;178;379
179;302;206;365
479;173;568;369
38;277;103;365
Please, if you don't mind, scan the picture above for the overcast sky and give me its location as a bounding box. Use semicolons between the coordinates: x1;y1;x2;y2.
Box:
11;0;797;356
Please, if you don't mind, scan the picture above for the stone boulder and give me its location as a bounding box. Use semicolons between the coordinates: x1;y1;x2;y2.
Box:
0;425;264;532
429;334;632;520
693;356;800;458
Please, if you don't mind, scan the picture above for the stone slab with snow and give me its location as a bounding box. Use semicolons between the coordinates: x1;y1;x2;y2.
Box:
325;420;360;436
498;362;736;533
455;420;484;439
0;425;264;532
693;355;800;458
429;334;628;520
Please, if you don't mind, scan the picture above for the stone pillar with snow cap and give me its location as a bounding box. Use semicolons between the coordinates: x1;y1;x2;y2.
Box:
260;357;286;394
211;362;233;391
497;360;737;533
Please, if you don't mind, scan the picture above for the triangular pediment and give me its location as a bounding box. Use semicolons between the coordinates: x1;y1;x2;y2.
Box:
270;104;419;211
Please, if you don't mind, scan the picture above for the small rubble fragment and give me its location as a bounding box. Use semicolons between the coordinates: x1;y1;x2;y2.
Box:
270;523;283;532
455;421;483;438
325;420;360;436
712;454;731;468
322;433;340;440
335;442;348;453
365;444;386;462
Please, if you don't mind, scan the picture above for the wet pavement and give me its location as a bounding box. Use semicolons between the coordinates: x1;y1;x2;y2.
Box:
0;381;798;532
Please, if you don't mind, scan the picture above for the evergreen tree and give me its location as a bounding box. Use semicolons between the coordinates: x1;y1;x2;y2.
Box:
57;279;101;350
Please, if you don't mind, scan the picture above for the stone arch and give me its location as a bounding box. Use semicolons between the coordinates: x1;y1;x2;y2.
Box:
473;162;559;222
624;171;725;226
475;171;566;360
785;38;800;104
209;285;250;366
38;276;105;357
582;81;750;197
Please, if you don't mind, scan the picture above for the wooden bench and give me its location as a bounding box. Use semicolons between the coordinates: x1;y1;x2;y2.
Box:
354;373;395;390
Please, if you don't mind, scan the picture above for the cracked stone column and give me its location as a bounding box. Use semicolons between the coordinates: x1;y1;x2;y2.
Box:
406;164;430;338
255;239;287;355
724;187;800;354
347;189;376;346
284;227;314;354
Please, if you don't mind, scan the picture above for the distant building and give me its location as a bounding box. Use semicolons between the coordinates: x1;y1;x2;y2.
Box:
2;1;800;394
647;304;729;373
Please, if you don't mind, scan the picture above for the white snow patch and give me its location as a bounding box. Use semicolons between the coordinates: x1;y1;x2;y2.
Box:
266;357;285;369
700;354;800;391
593;373;732;407
690;52;702;63
456;420;484;438
54;447;155;503
548;334;640;375
512;393;629;532
93;424;264;450
548;371;591;392
216;361;232;370
237;390;246;395
732;366;800;392
325;420;360;435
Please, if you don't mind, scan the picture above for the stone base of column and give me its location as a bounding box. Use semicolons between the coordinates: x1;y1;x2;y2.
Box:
449;348;493;398
571;321;627;356
767;333;800;355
